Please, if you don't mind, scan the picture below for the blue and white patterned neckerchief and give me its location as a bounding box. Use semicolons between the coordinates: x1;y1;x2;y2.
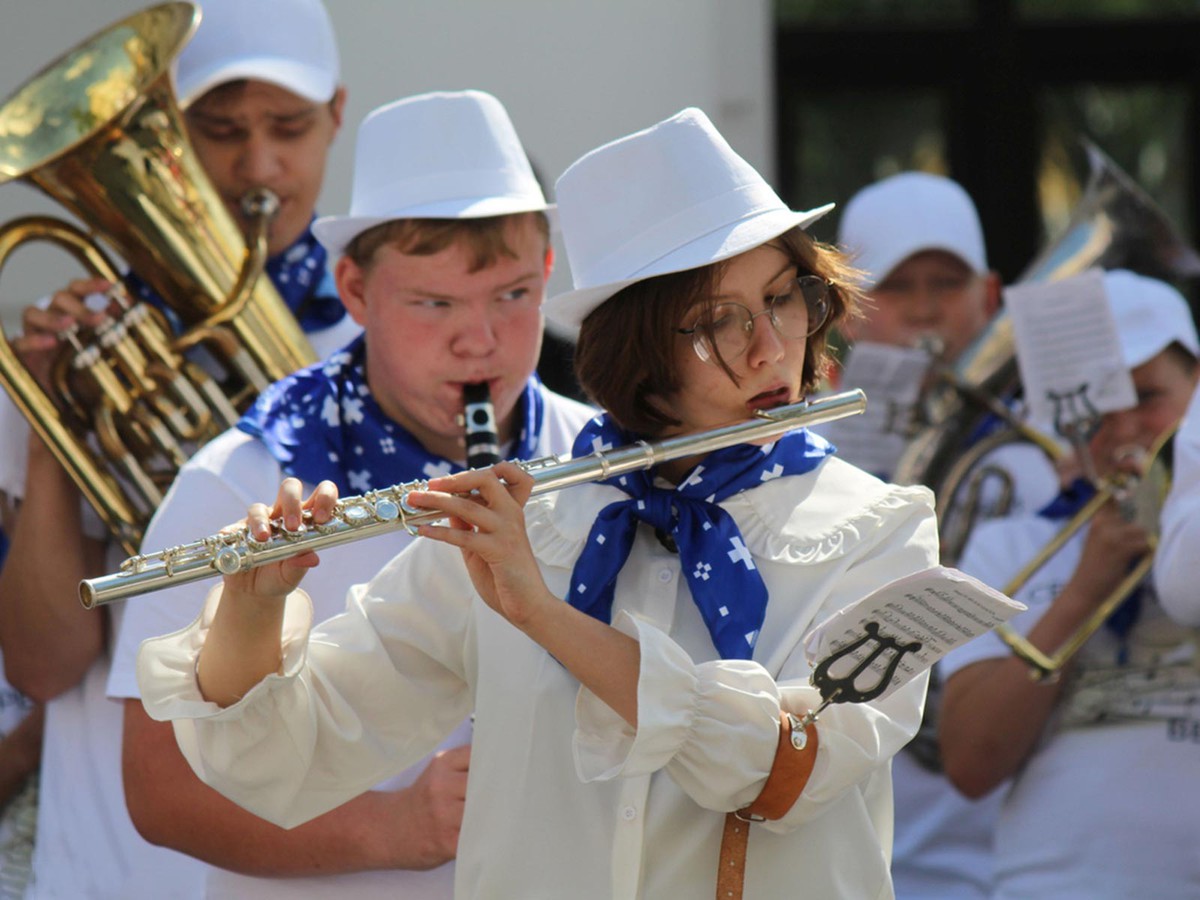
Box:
125;219;346;334
1037;476;1142;645
237;333;546;493
567;415;835;660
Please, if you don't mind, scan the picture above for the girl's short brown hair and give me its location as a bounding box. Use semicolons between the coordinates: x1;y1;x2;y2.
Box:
342;211;550;274
573;227;863;435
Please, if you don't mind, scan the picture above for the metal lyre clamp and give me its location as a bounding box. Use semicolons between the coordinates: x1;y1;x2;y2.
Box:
797;621;924;731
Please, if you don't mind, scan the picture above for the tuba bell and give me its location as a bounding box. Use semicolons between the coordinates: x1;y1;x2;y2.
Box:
0;2;317;554
892;141;1200;566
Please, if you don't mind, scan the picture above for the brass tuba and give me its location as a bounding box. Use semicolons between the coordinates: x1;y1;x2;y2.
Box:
0;2;317;555
892;141;1200;566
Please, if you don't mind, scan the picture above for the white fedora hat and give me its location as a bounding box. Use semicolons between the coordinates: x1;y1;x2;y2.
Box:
174;0;340;108
545;108;833;328
313;90;552;258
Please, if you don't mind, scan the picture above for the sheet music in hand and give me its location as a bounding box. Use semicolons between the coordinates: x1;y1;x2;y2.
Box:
803;566;1026;704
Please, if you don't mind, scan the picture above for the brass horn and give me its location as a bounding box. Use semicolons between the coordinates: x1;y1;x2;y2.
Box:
0;2;317;554
893;140;1200;566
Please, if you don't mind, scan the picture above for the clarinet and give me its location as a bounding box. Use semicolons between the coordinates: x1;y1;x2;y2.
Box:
462;382;501;468
79;390;867;608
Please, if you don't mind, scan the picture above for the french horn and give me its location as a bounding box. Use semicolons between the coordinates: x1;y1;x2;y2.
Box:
0;2;316;555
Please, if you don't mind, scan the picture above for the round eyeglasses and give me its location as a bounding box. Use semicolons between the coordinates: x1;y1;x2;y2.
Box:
676;275;833;364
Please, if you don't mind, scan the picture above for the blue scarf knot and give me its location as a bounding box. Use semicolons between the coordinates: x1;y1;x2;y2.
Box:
567;414;834;660
237;334;545;492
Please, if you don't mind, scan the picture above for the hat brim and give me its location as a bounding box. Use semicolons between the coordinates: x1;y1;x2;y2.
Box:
313;200;559;258
545;203;834;329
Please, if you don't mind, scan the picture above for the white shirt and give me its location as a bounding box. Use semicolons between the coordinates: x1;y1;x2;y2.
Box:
946;515;1200;899
828;428;1049;900
139;458;938;900
108;387;594;898
1156;384;1200;625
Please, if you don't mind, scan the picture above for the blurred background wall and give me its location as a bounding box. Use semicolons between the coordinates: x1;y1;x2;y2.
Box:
0;0;773;329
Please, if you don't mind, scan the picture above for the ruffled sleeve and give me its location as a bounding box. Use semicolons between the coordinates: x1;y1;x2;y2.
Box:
136;539;478;829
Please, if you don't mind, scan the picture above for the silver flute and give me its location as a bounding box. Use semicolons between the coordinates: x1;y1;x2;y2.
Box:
79;389;866;608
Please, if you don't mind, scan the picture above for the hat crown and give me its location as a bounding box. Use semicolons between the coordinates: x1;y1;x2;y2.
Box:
838;171;987;286
348;90;544;220
556;109;780;291
174;0;339;107
312;90;550;257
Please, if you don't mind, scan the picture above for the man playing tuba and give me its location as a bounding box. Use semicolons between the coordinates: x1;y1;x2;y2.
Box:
0;2;356;896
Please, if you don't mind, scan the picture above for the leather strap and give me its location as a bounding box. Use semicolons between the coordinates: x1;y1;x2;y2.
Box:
716;813;749;899
714;712;819;899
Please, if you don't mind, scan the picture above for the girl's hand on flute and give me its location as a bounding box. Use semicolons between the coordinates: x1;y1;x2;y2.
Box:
199;478;340;707
223;477;340;606
408;462;556;631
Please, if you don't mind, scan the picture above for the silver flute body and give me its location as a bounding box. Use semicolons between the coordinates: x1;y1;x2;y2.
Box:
79;389;866;608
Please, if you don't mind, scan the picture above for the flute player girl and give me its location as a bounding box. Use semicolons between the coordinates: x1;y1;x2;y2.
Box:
137;108;939;899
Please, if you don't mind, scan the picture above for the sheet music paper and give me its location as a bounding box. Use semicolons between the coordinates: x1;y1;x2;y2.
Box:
803;566;1026;703
1004;270;1137;430
820;341;929;477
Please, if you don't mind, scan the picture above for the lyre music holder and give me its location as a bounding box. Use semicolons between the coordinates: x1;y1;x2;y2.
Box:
793;621;924;745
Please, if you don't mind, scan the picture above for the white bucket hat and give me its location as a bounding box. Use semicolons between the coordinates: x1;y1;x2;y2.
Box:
544;108;833;328
1104;268;1199;368
837;171;988;288
173;0;340;108
312;90;552;258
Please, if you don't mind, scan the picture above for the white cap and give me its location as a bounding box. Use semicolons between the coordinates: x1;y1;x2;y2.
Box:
838;171;987;287
1104;269;1199;368
312;90;552;258
174;0;339;108
545;108;832;328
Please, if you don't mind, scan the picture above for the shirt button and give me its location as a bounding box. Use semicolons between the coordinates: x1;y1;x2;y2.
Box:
657;569;673;583
622;806;637;821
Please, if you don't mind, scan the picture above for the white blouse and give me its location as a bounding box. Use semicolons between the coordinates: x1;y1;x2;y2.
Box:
139;456;938;900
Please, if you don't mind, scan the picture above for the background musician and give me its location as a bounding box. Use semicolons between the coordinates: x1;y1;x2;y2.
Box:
107;89;593;897
939;269;1200;899
0;1;354;895
834;170;1021;900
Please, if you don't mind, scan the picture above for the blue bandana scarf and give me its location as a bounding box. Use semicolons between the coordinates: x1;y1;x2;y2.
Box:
237;334;546;493
1037;477;1142;643
126;220;346;334
567;416;835;660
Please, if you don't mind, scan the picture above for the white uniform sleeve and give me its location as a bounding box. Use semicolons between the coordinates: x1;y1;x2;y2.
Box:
137;538;476;830
1156;387;1200;625
107;441;277;699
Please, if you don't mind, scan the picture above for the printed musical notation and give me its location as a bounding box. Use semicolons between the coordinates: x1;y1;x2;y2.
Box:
819;341;929;477
1004;270;1137;432
803;566;1026;703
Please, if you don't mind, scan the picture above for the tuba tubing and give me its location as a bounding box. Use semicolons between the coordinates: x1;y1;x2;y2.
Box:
0;2;318;552
78;390;869;608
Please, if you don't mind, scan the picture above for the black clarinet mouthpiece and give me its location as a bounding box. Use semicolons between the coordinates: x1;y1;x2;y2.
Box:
463;382;501;468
